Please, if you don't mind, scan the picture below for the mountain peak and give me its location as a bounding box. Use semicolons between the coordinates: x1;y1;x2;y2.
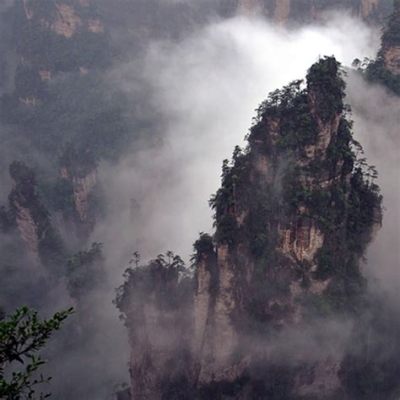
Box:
118;56;382;400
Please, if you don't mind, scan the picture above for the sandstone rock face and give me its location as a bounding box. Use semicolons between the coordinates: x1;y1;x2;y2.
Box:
60;163;98;237
278;220;324;263
237;0;263;15
197;244;240;383
273;0;291;23
19;1;100;40
190;57;382;398
383;45;400;75
88;18;104;33
52;4;82;38
367;1;400;92
121;58;382;400
14;202;39;260
361;0;381;18
128;302;180;400
236;0;392;23
12;0;108;100
72;171;97;222
8;161;63;270
8;163;41;260
117;257;193;400
193;257;215;381
21;0;33;20
381;1;400;74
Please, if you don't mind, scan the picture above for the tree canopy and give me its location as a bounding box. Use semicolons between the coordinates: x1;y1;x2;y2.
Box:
0;306;73;400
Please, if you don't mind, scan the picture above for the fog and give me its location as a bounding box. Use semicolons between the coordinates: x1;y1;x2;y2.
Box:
1;1;399;398
347;73;400;299
89;12;400;396
94;12;380;275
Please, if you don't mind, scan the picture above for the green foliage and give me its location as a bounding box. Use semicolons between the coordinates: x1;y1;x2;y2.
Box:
66;242;104;300
192;233;219;298
209;147;250;246
250;79;319;152
306;56;346;123
366;58;400;96
248;57;346;156
364;3;400;95
2;72;131;165
115;251;190;316
0;306;73;400
13;0;111;73
0;2;128;182
192;233;215;264
309;164;381;286
347;168;382;250
0;0;136;243
278;115;381;291
207;55;382;326
255;79;305;119
214;214;239;246
382;0;400;46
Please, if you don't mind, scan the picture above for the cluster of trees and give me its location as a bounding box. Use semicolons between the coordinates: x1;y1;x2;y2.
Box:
364;0;400;94
115;251;189;316
0;0;167;397
366;59;400;94
0;307;73;399
206;56;383;339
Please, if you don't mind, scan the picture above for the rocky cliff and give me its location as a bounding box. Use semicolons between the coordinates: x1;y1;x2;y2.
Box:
59;145;99;237
8;161;65;272
366;0;400;93
381;0;400;74
9;0;108;104
0;0;114;240
236;0;393;23
119;57;383;400
192;56;381;399
116;254;193;400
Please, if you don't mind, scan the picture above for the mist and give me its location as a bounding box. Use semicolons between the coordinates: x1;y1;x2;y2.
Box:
1;2;399;399
89;13;400;396
347;73;400;299
94;12;380;273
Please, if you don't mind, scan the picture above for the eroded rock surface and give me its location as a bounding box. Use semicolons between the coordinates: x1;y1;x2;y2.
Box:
120;57;382;400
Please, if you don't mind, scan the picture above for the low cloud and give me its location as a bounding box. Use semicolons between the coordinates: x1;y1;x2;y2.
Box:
94;13;380;274
347;73;400;301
